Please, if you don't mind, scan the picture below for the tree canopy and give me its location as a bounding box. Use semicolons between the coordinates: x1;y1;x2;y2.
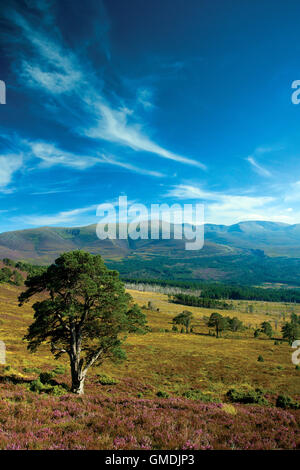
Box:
19;250;147;394
173;310;193;333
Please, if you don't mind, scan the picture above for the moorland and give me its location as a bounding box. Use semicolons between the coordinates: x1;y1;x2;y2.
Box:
0;265;299;450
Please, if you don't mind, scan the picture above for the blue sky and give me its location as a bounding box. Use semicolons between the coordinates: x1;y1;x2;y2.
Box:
1;0;300;231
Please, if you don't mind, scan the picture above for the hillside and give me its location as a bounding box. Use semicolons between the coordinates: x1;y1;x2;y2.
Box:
1;221;300;285
0;283;299;449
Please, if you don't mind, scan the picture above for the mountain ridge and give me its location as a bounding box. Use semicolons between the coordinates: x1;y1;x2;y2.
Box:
1;220;300;285
0;219;299;262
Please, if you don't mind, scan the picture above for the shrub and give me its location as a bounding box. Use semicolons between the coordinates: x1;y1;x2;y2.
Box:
156;390;169;398
226;387;269;405
172;325;178;332
12;271;23;286
276;394;300;410
53;364;66;375
296;365;300;370
29;378;68;395
39;371;56;385
23;367;42;374
182;389;216;403
257;355;264;362
29;379;48;393
51;385;68;396
97;374;118;385
148;301;156;311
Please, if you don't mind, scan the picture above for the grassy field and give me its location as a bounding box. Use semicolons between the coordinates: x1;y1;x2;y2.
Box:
0;284;299;449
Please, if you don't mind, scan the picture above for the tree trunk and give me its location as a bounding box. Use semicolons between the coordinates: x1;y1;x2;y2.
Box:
70;357;86;394
71;367;86;394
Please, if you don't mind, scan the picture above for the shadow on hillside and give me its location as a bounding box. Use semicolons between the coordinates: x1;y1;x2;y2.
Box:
193;332;214;337
0;374;32;385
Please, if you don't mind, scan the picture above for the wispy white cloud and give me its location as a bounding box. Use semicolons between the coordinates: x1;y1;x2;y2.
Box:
246;146;277;177
7;4;206;170
17;204;98;226
30;188;74;195
9;10;83;95
0;154;23;192
164;184;282;225
100;154;165;178
28;141;101;169
165;179;300;225
247;156;271;177
136;87;154;110
25;140;165;177
83;103;206;168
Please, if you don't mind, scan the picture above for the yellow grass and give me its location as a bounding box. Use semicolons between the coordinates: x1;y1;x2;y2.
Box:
0;284;299;400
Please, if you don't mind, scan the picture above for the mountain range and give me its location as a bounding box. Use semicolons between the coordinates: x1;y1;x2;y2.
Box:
1;220;300;286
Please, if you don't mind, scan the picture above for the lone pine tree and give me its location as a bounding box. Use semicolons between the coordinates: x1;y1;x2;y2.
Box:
19;250;147;394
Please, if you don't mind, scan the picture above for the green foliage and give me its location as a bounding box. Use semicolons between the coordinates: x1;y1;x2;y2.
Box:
15;261;46;278
29;378;67;396
260;321;273;338
123;276;300;303
3;258;15;267
50;385;68;396
182;389;216;403
257;355;264;362
276;394;300;410
39;371;56;385
29;378;47;393
206;313;244;337
97;374;118;385
12;270;23;286
147;301;156;311
53;364;66;375
207;312;228;338
0;267;13;283
226;387;269;405
126;304;147;334
0;261;24;286
156;390;169;398
281;320;300;345
226;316;244;332
172;310;193;333
19;251;147;394
23;367;42;374
171;293;233;310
